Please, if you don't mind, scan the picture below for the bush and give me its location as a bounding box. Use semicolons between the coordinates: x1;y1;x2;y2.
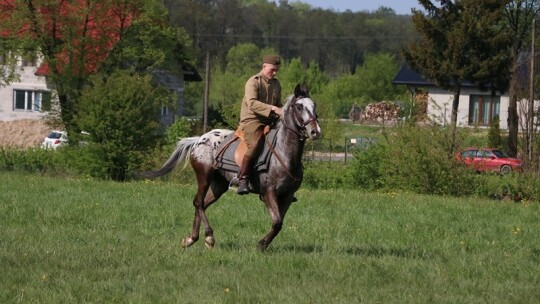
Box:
349;124;478;196
383;124;478;195
76;71;172;180
488;116;502;149
351;143;388;190
303;161;354;189
0;147;59;174
165;117;195;146
471;172;540;202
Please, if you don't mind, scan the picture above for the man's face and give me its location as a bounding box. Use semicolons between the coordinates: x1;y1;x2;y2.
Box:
262;63;279;79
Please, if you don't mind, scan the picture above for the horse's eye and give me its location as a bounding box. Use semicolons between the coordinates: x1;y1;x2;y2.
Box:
295;103;304;111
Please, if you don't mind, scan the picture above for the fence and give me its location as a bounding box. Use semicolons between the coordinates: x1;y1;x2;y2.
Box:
302;137;377;162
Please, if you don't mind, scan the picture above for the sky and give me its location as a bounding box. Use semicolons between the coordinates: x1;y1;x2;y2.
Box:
289;0;422;15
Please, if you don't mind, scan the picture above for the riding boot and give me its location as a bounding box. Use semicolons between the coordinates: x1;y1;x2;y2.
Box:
236;155;252;195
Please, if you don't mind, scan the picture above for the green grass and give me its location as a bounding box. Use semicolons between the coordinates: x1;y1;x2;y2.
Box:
1;172;539;303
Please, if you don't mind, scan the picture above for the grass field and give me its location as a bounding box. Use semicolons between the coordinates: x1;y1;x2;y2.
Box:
1;172;539;303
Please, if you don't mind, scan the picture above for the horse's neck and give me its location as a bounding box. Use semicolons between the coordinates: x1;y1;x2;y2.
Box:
275;120;305;166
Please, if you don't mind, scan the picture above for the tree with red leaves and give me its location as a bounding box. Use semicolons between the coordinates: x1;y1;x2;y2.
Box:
0;0;194;137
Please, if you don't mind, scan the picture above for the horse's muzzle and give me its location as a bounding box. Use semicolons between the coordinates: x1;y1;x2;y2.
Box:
308;123;321;140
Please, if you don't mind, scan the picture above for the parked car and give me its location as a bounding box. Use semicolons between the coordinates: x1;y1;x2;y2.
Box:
456;147;523;174
41;130;68;149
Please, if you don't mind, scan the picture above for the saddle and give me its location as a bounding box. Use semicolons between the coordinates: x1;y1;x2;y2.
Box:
213;126;277;173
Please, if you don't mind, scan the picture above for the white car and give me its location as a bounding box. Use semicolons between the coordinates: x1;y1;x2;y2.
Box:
41;130;68;149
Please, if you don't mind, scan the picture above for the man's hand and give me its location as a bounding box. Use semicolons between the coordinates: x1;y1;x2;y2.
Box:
271;106;283;116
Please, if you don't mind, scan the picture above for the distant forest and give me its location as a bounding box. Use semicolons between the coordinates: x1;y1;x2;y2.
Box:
164;0;418;75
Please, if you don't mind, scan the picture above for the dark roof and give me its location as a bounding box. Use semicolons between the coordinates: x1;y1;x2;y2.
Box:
392;66;434;86
182;63;202;82
392;66;479;88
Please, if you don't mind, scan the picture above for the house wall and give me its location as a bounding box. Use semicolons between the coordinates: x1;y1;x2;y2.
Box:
1;65;189;125
427;87;510;129
154;71;186;127
0;64;49;121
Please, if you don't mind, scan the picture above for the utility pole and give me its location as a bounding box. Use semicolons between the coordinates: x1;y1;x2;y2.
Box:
203;51;210;133
528;19;535;163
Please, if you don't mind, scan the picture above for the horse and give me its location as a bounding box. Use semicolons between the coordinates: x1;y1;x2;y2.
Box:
139;84;321;251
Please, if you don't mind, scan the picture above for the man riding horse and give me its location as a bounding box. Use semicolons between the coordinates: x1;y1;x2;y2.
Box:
236;55;283;194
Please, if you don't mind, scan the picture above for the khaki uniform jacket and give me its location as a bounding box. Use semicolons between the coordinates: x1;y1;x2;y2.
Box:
239;72;282;128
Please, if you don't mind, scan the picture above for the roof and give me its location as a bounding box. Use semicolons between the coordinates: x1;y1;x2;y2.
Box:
182;63;202;82
392;66;480;88
392;66;433;86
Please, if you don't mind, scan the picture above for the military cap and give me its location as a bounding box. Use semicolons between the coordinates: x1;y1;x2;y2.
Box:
263;55;281;65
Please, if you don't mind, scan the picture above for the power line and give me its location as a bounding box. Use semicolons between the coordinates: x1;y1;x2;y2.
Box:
192;33;417;41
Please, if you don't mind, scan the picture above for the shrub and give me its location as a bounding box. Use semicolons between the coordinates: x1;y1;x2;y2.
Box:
165;117;195;146
351;142;388;190
303;161;354;189
488;116;502;149
349;124;478;196
0;147;59;174
382;124;478;196
76;71;172;180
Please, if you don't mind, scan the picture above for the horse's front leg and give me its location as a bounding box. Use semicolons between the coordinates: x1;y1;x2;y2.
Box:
258;190;294;251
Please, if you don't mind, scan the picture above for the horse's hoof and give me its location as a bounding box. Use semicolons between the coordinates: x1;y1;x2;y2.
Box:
182;236;195;248
257;242;268;252
204;236;215;249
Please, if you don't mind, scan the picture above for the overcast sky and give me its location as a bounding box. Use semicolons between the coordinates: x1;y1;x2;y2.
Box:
288;0;422;15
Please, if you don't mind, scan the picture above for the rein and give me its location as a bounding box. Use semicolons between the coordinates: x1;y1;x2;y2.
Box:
264;96;318;182
265;137;301;182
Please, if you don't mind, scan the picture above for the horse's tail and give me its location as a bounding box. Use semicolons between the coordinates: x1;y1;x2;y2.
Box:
137;137;199;179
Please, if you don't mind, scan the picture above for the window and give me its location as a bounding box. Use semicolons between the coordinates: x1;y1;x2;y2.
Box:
21;53;37;67
13;90;51;112
161;105;169;117
468;95;500;126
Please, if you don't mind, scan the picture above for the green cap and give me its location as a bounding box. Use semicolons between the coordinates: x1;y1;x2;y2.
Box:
263;55;281;65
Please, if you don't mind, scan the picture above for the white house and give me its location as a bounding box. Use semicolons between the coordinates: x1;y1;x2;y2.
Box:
393;66;534;130
0;55;50;121
0;55;201;124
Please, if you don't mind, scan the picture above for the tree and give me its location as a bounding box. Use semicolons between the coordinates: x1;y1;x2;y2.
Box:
0;0;193;137
77;71;172;180
0;0;141;134
504;0;540;157
355;53;406;103
404;0;512;153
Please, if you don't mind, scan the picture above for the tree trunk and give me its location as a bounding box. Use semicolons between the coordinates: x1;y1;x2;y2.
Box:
450;86;461;154
507;60;520;157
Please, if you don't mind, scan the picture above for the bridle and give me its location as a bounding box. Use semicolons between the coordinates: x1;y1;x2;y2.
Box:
264;95;319;182
281;96;318;140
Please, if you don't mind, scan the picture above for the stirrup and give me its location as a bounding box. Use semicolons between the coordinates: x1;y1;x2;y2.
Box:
236;177;250;195
229;176;239;191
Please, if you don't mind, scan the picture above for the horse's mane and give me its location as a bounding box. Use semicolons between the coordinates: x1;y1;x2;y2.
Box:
279;84;309;124
281;95;294;113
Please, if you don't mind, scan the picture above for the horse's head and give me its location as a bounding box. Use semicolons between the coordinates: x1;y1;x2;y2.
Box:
282;84;321;140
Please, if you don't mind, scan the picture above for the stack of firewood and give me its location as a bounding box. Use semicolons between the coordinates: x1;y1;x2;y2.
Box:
361;101;400;123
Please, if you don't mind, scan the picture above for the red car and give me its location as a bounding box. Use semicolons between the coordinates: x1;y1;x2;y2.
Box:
457;148;523;174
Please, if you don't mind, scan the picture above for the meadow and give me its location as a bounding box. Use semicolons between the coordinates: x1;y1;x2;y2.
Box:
1;172;539;303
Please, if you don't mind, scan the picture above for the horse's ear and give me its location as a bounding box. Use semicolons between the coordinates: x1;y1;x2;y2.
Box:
294;84;301;97
294;83;309;97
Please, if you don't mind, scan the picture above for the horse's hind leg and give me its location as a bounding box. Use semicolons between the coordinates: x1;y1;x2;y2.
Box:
182;172;228;249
